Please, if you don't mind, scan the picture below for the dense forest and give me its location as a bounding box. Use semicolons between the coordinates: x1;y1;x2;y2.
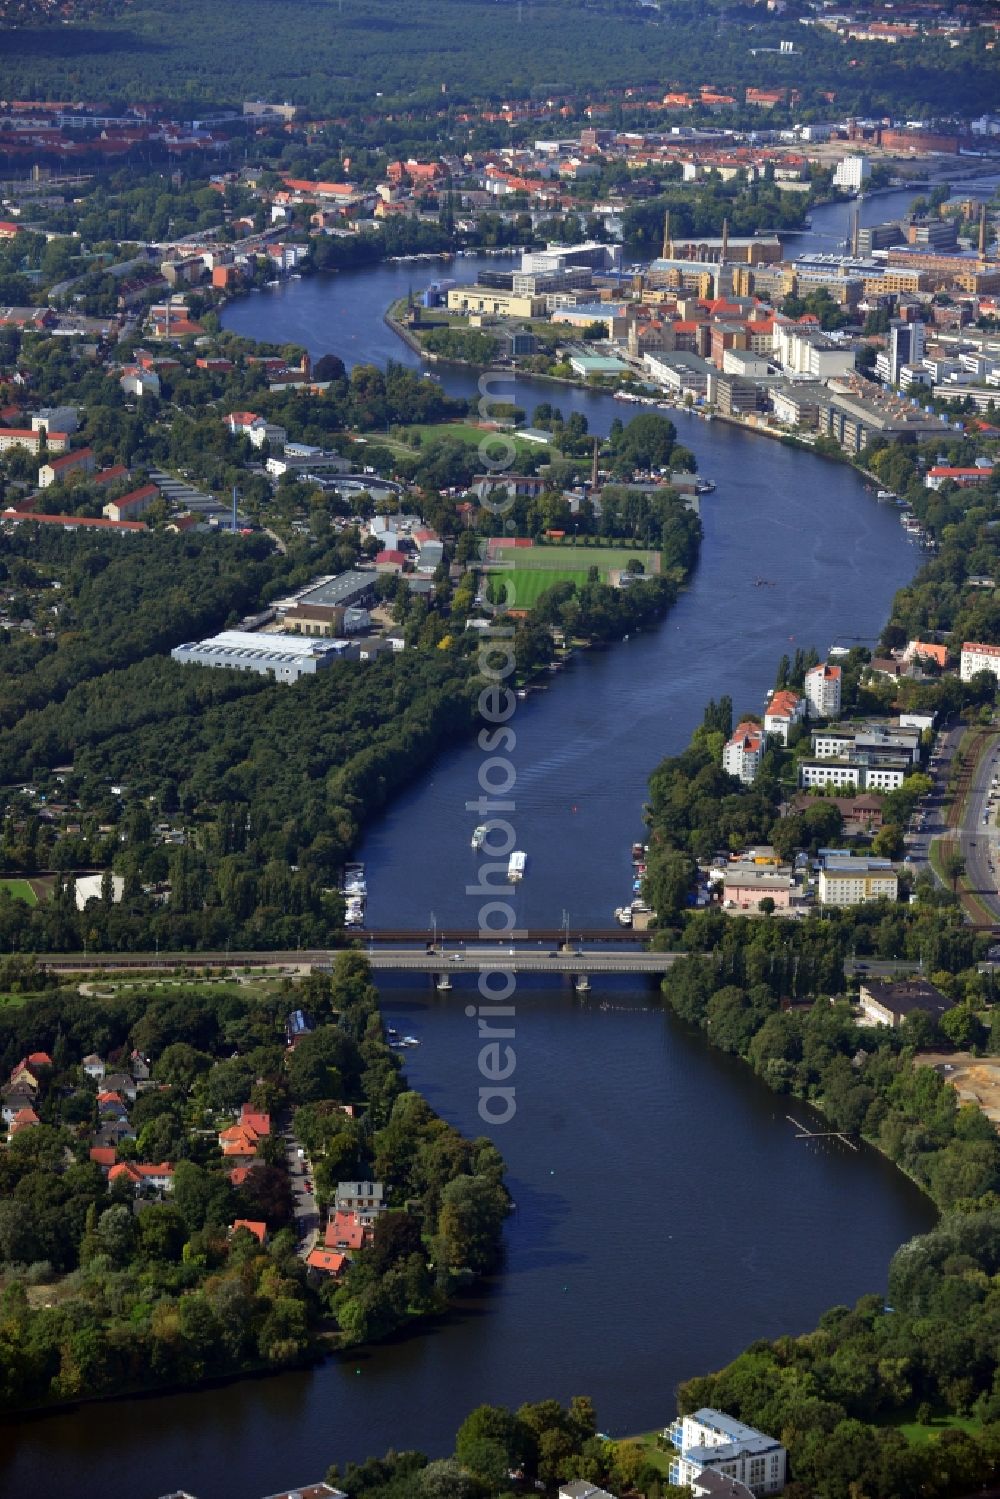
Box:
1;0;997;117
0;954;509;1409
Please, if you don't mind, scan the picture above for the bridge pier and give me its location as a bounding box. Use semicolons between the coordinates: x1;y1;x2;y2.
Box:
435;972;452;991
573;973;591;993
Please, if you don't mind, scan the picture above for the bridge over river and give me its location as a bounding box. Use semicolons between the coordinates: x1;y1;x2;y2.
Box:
40;936;682;989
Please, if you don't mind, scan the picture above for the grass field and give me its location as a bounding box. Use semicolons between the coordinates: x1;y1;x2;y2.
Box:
490;543;661;609
405;423;551;456
491;544;660;574
493;567;590;608
622;1431;673;1475
880;1412;982;1446
0;879;38;906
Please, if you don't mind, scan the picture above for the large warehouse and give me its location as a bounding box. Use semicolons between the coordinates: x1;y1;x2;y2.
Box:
170;630;349;683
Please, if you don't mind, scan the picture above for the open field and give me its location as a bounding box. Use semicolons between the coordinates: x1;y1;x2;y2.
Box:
404;423;551;456
918;1050;1000;1129
491;544;660;574
0;879;38;906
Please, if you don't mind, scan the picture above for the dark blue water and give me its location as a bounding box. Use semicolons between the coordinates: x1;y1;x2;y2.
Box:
0;207;942;1499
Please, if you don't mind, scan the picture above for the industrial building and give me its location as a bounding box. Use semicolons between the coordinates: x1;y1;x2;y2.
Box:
170;630;349;683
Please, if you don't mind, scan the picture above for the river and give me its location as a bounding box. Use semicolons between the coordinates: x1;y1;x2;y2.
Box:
0;194;942;1499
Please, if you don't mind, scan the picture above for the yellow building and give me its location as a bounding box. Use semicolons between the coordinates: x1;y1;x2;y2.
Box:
447;287;545;319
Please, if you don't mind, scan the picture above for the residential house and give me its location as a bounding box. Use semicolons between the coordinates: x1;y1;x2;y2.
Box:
109;1161;175;1194
904;640;948;670
232;1219;267;1244
1;1089;35;1125
218;1103;271;1163
9;1106;40;1135
305;1248;348;1276
666;1409;786;1496
103;1071;138;1103
82;1053;106;1080
334;1181;386;1223
858;978;954;1028
89;1145;117;1172
325;1211;371;1252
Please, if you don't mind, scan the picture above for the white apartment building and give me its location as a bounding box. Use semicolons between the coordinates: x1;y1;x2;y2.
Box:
961;641;1000;683
804;662;841;719
798;760;906;791
723;721;764;785
833;155;871;193
667;1409;786;1497
818;860;898;906
773;324;856;380
763;689;805;745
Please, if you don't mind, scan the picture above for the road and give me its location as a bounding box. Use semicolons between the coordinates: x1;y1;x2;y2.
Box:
953;732;1000;920
281;1116;319;1256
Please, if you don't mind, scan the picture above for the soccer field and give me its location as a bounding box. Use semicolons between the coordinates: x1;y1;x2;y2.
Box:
0;879;38;906
491;544;660;575
493;568;590;608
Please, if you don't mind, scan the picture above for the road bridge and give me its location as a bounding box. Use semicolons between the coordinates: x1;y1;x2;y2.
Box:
39;940;681;990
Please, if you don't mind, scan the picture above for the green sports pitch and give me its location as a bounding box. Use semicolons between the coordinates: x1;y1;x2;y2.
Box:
0;879;38;906
489;545;660;609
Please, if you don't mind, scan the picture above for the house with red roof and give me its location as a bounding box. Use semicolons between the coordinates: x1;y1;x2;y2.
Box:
925;465;992;491
764;689;806;745
38;447;95;489
89;1145;117;1172
103;482;159;523
723;721;765;785
374;548;407;574
305;1248;348;1276
218;1103;271;1163
9;1106;40;1135
109;1161;174;1193
324;1211;371;1252
232;1219;267;1244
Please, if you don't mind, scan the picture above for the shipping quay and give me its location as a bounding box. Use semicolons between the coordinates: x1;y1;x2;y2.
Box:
40;935;682;991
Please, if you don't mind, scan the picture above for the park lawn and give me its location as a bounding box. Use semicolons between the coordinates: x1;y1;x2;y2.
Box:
881;1412;982;1446
0;878;38;906
621;1430;673;1475
493;567;591;608
403;422;551;456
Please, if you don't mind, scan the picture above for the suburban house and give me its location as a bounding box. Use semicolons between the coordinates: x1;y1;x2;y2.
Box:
82;1053;106;1080
804;662;842;719
858;978;955;1028
305;1247;348;1276
723;721;764;785
108;1161;175;1194
232;1219;267;1244
666;1409;786;1496
218;1103;271;1163
9;1106;40;1135
325;1211;372;1252
334;1181;386;1223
